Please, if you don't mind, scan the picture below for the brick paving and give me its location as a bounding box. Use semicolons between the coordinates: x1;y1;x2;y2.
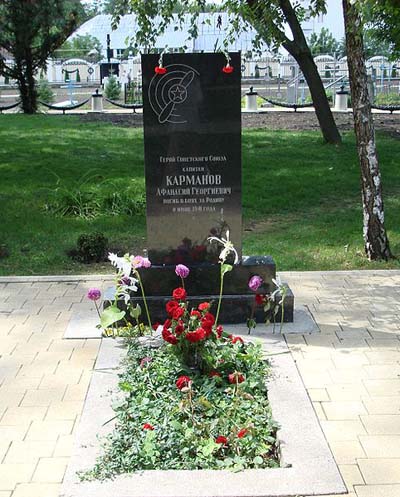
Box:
0;271;399;497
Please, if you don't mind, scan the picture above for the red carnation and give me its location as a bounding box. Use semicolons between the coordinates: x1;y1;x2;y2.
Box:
162;327;177;345
231;335;244;345
186;327;206;343
228;372;245;384
216;435;228;444
175;321;185;335
173;287;187;301
155;66;167;74
203;312;215;325
255;294;265;305
190;310;201;318
163;319;172;330
152;322;161;331
216;325;224;338
201;319;213;337
166;300;179;316
237;428;248;438
143;423;154;430
209;371;221;378
198;302;210;312
176;375;191;390
172;306;185;320
222;65;234;74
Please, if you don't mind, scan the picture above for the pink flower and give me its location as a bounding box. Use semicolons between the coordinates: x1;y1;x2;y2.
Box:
248;275;263;292
142;257;151;268
87;288;101;301
175;264;190;278
140;357;152;368
131;255;151;269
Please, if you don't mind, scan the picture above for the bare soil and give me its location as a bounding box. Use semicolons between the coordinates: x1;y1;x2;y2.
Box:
78;110;400;137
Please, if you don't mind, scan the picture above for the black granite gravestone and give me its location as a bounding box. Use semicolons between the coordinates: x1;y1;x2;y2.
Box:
142;52;242;265
106;52;294;324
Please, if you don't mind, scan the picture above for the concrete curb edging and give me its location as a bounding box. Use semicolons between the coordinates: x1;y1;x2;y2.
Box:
60;328;346;497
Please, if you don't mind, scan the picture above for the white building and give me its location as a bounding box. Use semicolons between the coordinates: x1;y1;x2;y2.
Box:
69;2;345;59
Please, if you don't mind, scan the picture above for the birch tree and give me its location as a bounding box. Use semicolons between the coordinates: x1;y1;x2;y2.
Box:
342;0;391;260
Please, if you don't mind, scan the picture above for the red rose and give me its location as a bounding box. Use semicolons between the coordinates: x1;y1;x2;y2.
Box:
190;310;201;318
231;335;244;345
228;372;245;384
166;300;179;316
198;302;210;312
209;371;221;378
186;327;206;343
143;423;154;430
216;435;228;444
237;428;248;438
255;294;265;305
163;319;172;330
216;325;224;338
172;306;185;320
176;375;191;390
173;287;187;301
162;327;177;345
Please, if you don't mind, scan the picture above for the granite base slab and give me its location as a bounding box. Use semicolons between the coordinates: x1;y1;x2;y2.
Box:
60;328;345;497
104;284;294;324
137;256;277;295
63;305;317;339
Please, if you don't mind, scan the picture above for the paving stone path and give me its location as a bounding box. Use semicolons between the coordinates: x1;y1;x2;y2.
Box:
0;271;399;497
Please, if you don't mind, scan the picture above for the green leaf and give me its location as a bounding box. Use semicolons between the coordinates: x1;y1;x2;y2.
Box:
130;303;142;320
100;306;126;329
253;455;263;465
221;264;233;276
119;381;133;392
201;438;219;457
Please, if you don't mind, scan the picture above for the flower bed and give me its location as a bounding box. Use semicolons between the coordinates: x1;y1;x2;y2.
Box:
83;232;282;479
83;336;279;479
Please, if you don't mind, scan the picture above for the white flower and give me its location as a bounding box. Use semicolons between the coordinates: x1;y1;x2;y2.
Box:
207;230;239;264
271;275;284;304
108;252;132;277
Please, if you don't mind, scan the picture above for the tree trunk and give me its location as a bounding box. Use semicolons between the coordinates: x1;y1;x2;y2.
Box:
291;49;342;145
15;53;37;114
278;0;342;145
342;0;391;260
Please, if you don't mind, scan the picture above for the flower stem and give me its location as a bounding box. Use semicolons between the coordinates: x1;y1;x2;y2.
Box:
136;271;152;330
181;277;185;290
94;301;102;320
215;265;225;328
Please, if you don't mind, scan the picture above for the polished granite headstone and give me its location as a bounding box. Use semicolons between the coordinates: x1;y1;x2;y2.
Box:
142;52;242;264
106;53;294;324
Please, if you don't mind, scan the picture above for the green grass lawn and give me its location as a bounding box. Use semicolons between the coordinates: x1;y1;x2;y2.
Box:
0;114;399;275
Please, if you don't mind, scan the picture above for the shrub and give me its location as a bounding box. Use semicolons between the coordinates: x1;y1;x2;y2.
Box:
74;232;108;263
37;78;55;104
375;92;400;106
104;76;121;101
